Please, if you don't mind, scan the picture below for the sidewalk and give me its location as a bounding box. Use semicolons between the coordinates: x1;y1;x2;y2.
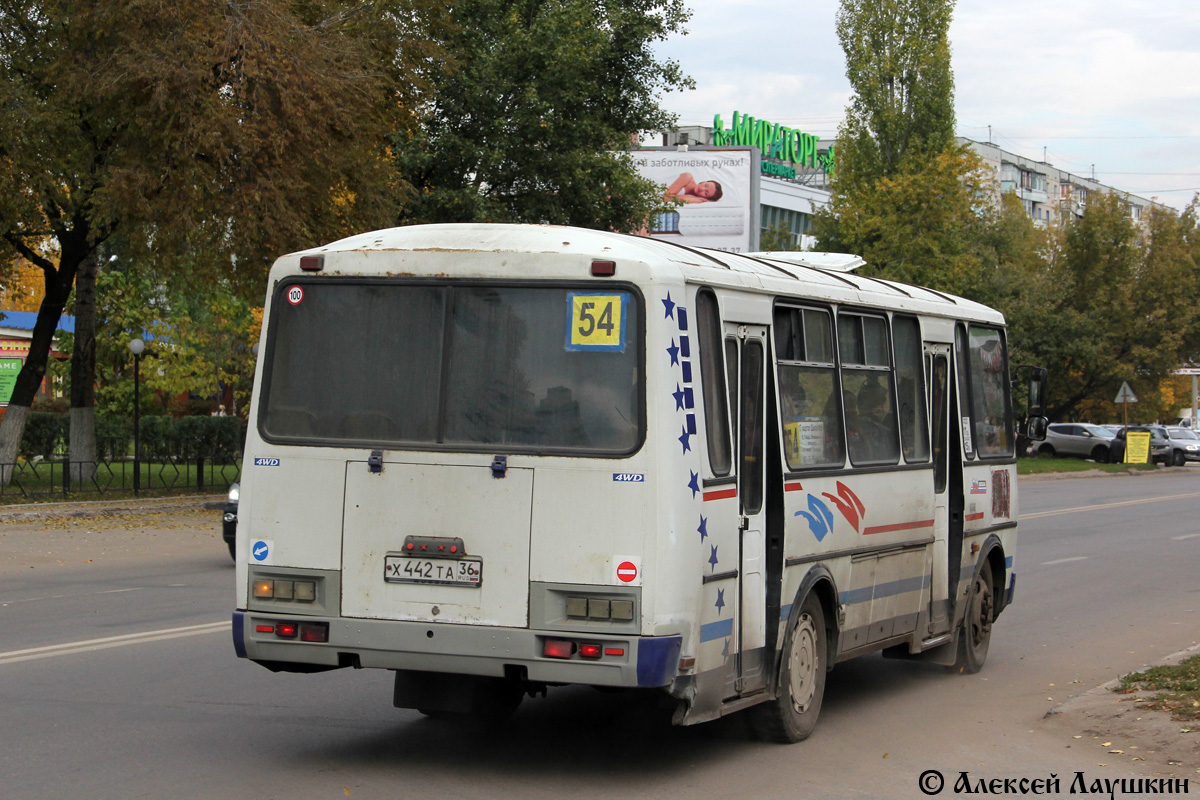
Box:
0;493;224;523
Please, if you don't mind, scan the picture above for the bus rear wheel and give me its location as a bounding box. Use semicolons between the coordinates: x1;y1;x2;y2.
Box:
955;561;994;674
752;593;826;743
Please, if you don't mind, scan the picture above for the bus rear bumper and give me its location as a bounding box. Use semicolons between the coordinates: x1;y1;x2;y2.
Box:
232;611;681;688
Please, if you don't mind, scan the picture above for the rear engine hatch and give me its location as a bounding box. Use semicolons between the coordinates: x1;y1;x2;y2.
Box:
341;460;533;628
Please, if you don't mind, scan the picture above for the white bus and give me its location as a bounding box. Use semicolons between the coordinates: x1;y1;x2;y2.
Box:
232;223;1047;741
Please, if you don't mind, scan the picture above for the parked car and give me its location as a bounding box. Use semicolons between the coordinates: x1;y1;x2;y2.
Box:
222;483;239;560
1110;425;1173;465
1165;426;1200;464
1034;423;1118;462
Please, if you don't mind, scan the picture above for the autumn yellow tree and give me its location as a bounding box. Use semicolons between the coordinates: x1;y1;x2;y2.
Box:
0;0;443;480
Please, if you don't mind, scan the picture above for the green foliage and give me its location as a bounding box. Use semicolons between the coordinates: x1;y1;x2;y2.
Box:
759;222;797;252
817;146;988;293
20;414;67;460
817;0;980;293
393;0;693;231
834;0;957;188
15;412;239;460
976;193;1200;423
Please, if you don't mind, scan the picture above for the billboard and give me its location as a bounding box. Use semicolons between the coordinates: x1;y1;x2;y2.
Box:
631;147;758;253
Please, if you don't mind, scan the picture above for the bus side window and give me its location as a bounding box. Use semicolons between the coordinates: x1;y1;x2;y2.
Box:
696;290;732;476
965;325;1014;457
893;315;930;462
775;305;843;470
839;312;900;465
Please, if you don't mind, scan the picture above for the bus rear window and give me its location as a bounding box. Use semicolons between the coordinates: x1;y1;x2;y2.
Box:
260;282;642;454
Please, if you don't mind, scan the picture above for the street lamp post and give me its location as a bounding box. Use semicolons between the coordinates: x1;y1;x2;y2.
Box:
129;339;145;495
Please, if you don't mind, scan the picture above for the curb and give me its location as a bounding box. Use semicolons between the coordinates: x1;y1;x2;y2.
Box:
1045;640;1200;720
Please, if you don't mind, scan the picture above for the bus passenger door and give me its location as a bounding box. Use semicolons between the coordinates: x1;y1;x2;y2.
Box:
925;343;955;637
727;323;769;694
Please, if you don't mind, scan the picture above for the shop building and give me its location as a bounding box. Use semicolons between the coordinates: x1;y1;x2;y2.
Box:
650;111;1167;251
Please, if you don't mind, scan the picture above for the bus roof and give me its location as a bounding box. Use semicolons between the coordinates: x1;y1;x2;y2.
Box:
290;223;1004;325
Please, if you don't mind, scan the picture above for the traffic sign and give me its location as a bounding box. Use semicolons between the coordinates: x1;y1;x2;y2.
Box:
1114;382;1138;404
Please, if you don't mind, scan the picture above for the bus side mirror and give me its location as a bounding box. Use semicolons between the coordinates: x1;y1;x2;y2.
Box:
1014;365;1048;441
1026;367;1048;417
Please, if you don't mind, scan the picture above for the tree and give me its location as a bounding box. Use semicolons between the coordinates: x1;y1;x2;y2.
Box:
393;0;692;231
815;0;981;293
759;222;798;253
0;0;440;481
999;193;1199;423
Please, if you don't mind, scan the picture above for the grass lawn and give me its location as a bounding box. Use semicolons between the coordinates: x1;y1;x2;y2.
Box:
1017;457;1162;476
1116;655;1200;722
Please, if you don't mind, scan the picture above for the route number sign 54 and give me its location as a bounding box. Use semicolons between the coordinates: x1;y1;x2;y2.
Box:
566;293;628;352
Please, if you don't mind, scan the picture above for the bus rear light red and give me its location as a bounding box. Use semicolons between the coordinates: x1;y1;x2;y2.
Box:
275;623;298;638
256;624;275;634
578;643;602;659
591;260;616;277
543;639;574;659
300;623;329;643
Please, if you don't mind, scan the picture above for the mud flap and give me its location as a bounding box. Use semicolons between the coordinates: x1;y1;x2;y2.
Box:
881;631;960;666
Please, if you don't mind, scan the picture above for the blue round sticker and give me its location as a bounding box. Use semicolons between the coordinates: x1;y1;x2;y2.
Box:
251;540;270;562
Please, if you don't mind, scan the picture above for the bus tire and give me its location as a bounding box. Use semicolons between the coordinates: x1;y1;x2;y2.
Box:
752;593;826;743
955;561;994;674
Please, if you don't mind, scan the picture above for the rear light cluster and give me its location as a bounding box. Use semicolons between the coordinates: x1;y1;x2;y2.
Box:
543;638;625;660
255;621;329;643
564;596;634;621
253;579;316;602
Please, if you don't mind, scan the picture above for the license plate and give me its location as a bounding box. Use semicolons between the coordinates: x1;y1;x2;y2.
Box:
384;554;483;587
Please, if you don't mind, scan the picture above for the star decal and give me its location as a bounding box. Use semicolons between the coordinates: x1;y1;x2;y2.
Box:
715;588;726;614
708;544;718;571
688;471;700;498
666;339;680;366
673;383;686;411
697;515;708;541
679;426;692;454
662;293;676;320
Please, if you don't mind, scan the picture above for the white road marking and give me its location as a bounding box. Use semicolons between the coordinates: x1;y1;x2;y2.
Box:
1040;556;1089;566
0;621;227;666
97;588;143;595
1022;491;1200;520
1171;533;1200;541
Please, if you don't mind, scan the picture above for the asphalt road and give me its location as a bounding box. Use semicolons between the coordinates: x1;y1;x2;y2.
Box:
1;473;1197;799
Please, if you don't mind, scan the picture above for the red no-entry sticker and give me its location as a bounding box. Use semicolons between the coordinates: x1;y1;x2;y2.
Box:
617;561;638;583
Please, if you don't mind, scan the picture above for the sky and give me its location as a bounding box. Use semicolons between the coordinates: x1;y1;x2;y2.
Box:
652;0;1200;211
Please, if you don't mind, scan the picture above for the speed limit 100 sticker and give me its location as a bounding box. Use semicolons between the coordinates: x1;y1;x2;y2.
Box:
286;286;304;305
565;292;628;352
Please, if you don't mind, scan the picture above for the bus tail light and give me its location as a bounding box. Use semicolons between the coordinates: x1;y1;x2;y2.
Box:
275;623;298;638
543;639;575;659
300;623;329;643
578;643;602;659
591;260;616;277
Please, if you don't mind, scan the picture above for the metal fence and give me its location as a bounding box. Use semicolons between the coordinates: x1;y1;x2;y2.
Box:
0;435;241;500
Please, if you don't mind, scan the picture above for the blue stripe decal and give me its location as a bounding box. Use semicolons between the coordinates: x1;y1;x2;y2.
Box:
699;618;734;643
779;603;793;621
1005;555;1013;568
838;574;931;606
232;611;246;658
